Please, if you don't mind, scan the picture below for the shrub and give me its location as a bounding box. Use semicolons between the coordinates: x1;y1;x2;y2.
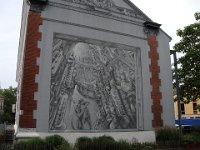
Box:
0;143;12;150
117;140;132;150
14;135;71;150
75;136;157;150
55;143;73;150
191;125;200;133
156;126;182;148
183;132;200;144
183;134;195;145
94;135;115;143
131;142;157;150
75;136;93;150
75;136;116;150
14;137;45;150
92;135;115;144
0;131;5;140
45;135;70;150
0;125;5;141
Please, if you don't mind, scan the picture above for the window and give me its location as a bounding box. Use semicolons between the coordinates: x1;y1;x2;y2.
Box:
181;103;185;114
193;102;197;114
0;101;3;111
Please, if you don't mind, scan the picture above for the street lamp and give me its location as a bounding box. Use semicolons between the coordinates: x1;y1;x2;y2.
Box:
170;50;182;133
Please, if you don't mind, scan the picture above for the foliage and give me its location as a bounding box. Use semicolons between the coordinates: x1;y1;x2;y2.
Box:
75;135;156;150
155;126;182;148
131;142;157;150
191;125;200;133
75;136;92;149
0;143;12;150
173;12;200;102
12;133;200;150
0;86;17;123
14;135;72;150
183;132;200;144
92;135;116;144
75;135;117;150
0;130;5;140
55;143;73;150
45;134;70;150
196;104;200;112
0;112;4;123
14;137;45;150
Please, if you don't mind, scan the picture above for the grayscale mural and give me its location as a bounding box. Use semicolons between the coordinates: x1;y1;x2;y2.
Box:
49;35;138;131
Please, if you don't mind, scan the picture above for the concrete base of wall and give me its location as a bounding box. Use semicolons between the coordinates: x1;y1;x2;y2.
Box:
16;130;156;143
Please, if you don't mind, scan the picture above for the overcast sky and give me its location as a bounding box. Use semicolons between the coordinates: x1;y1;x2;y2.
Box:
0;0;199;89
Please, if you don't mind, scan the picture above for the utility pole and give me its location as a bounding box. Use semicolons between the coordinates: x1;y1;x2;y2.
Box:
170;50;182;133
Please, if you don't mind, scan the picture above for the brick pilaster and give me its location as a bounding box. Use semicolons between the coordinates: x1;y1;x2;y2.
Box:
148;35;163;128
19;11;42;128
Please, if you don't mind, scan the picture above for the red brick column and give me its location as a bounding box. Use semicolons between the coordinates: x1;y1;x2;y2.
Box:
19;11;42;128
148;35;163;128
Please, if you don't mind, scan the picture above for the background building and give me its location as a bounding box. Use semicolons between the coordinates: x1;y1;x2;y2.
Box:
174;100;200;119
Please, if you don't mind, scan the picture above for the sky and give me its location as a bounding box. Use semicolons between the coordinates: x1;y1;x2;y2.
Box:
0;0;199;89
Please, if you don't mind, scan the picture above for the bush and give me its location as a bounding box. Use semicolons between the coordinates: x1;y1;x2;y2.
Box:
45;135;70;150
55;143;73;150
156;126;182;148
117;140;132;150
191;125;200;133
0;143;12;150
0;131;5;140
75;136;92;150
14;137;45;150
14;135;71;150
183;132;200;144
0;124;5;140
75;136;117;150
183;134;195;145
93;135;115;143
131;142;157;150
75;136;156;150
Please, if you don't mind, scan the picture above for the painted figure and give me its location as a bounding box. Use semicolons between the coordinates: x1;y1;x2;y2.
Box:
71;99;91;130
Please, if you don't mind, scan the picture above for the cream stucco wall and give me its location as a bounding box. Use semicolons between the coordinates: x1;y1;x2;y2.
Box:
174;99;200;117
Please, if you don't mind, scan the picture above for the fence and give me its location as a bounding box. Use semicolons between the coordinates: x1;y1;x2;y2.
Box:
0;124;14;143
0;142;157;150
0;143;12;150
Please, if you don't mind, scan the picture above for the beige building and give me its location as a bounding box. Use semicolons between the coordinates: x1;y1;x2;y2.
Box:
174;100;200;119
0;96;4;113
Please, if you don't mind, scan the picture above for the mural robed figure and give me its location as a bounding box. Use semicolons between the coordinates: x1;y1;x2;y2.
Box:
49;38;137;131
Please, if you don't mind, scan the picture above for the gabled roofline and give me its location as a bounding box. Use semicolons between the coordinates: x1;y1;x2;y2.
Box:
123;0;152;21
124;0;172;40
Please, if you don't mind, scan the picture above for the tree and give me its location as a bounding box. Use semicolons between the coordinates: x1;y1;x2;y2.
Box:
173;12;200;103
0;87;17;124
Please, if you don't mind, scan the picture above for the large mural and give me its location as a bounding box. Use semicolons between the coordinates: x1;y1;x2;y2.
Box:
49;35;139;131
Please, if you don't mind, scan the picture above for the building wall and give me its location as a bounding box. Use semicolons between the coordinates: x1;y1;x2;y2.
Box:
174;100;200;118
16;0;174;140
157;32;175;126
37;6;149;132
15;0;30;132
